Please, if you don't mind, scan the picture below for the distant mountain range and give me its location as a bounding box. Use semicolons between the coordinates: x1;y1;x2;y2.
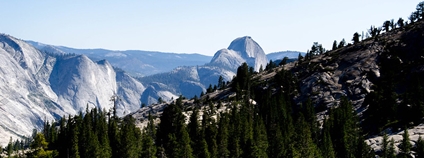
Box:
26;41;212;77
267;50;305;61
27;40;304;77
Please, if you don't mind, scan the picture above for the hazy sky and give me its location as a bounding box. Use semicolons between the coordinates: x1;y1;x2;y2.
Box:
0;1;421;56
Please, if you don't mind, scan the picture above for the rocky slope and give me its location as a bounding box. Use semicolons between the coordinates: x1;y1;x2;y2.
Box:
0;34;145;145
132;19;424;155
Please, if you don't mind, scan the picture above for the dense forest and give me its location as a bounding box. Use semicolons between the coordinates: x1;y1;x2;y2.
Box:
5;1;424;158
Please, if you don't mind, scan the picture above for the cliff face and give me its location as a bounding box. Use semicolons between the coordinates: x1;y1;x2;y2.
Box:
0;34;145;145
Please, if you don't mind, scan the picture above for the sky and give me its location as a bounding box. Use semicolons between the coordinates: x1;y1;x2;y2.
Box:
0;1;422;56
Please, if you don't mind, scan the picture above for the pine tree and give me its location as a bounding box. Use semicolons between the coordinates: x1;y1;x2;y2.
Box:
298;53;303;61
293;114;321;158
217;113;230;158
188;108;201;157
141;113;157;158
321;118;336;158
399;128;412;158
98;110;112;158
417;2;424;19
203;109;217;158
338;39;346;48
390;19;396;30
69;115;81;158
398;18;405;28
332;40;338;50
80;108;101;158
353;32;361;44
328;96;361;158
27;133;58;158
382;133;390;158
218;75;224;89
387;138;396;158
250;116;269;158
355;136;375;158
157;101;191;157
228;104;242;157
409;12;417;24
176;125;194;158
120;116;142;158
415;136;424;158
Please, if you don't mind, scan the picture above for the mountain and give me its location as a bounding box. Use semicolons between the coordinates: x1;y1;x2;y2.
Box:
26;41;212;77
0;34;145;145
266;50;305;61
209;36;267;71
138;36;267;101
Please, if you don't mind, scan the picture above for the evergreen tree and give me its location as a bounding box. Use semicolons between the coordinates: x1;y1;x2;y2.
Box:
27;133;58;158
69;115;81;158
390;19;396;30
293;114;321;158
120;116;142;158
353;32;361;44
332;40;338;50
80;108;101;158
207;84;213;93
279;57;289;66
355;136;375;158
7;137;13;157
328;96;362;158
321;118;336;158
398;18;405;28
369;25;381;37
228;104;242;157
387;138;397;158
338;39;346;48
383;20;391;32
188;108;202;157
417;1;424;19
157;100;192;158
249;115;268;158
176;125;194;158
415;136;424;158
217;113;230;158
218;75;224;89
409;11;417;24
399;128;412;158
298;53;304;61
98;110;112;158
141;113;157;158
203;112;217;158
309;42;325;55
381;133;390;158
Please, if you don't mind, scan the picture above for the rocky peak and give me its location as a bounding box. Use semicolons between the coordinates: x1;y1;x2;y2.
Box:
209;36;267;71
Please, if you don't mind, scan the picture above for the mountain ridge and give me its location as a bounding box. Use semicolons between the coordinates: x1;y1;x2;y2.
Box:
0;34;147;145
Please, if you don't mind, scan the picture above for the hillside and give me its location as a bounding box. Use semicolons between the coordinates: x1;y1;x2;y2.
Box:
129;8;424;158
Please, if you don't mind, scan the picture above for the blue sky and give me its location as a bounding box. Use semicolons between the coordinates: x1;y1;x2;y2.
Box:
0;1;421;56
